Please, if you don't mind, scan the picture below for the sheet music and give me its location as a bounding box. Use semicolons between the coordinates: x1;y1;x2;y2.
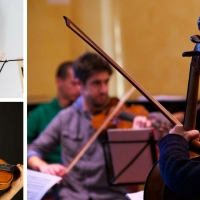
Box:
125;190;144;200
27;169;62;200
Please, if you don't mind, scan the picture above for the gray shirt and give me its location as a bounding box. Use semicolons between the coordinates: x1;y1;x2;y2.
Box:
28;97;129;200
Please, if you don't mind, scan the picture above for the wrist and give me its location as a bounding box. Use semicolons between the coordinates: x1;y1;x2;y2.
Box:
38;162;49;172
28;155;48;171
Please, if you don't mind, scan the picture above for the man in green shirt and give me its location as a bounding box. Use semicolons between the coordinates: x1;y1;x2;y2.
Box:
27;61;81;164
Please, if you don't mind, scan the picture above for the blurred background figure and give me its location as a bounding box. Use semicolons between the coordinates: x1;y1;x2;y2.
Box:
27;61;80;199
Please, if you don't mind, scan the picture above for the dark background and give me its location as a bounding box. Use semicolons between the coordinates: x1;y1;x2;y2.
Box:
28;100;188;114
0;102;23;200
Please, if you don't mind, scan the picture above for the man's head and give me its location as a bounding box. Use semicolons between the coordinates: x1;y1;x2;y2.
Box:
73;52;113;108
56;61;80;107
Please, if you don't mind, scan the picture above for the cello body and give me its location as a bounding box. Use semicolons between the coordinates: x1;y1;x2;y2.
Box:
144;157;200;200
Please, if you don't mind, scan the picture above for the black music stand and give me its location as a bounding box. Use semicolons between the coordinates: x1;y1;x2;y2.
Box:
103;128;157;185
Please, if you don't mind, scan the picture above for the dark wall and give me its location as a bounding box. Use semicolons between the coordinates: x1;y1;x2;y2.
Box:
0;102;23;200
28;100;188;114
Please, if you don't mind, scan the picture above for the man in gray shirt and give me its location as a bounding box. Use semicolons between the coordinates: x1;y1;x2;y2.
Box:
27;52;130;200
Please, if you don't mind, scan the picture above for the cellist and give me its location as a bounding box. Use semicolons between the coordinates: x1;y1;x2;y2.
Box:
153;16;200;200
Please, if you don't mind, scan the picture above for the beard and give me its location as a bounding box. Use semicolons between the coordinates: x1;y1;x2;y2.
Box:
86;94;109;110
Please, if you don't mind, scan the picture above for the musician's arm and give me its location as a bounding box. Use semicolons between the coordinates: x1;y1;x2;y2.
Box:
28;154;66;176
159;126;200;199
27;111;72;177
28;154;49;171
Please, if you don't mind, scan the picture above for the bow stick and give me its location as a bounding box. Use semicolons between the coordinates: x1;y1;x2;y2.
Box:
63;16;181;126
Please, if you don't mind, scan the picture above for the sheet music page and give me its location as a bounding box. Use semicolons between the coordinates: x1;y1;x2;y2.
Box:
125;190;144;200
27;169;62;200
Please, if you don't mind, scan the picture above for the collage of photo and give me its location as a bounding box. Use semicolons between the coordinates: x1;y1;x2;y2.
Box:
1;1;200;200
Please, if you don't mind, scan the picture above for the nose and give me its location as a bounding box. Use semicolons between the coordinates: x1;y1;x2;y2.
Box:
100;83;108;94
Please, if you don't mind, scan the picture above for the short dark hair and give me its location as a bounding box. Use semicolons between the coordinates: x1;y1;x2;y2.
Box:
56;61;73;79
73;52;113;84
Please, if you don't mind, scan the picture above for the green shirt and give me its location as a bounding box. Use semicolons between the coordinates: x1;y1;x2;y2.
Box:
27;98;62;164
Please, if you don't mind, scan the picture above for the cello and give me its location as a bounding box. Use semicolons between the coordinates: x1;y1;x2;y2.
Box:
144;32;200;200
63;16;200;199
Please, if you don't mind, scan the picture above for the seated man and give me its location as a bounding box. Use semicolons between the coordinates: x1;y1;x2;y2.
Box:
28;52;134;200
27;61;80;199
28;52;180;199
28;61;80;164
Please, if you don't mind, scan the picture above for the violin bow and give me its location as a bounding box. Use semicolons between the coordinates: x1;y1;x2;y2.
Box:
65;87;136;173
63;16;181;126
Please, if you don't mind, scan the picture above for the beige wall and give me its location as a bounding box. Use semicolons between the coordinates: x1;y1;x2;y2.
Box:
28;0;200;103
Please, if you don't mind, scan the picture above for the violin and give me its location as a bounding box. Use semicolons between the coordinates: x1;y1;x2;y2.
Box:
91;96;172;134
0;159;18;190
91;96;149;130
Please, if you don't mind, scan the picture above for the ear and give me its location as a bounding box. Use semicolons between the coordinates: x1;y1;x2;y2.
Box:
75;78;84;91
56;77;62;87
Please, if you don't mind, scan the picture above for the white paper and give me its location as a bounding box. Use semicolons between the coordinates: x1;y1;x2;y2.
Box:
27;169;62;200
125;190;144;200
